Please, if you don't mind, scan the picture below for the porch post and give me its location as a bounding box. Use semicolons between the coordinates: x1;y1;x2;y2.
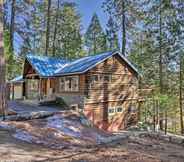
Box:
39;78;42;101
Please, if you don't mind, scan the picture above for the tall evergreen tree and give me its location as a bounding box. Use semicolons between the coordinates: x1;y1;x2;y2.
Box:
0;0;7;117
85;13;107;55
56;2;83;59
103;0;142;55
106;15;119;51
9;0;15;53
52;0;60;56
45;0;51;56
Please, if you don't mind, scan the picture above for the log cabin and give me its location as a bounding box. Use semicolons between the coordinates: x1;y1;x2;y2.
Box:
22;51;140;131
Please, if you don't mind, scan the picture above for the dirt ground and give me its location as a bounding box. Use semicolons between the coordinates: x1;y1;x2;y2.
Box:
1;130;184;162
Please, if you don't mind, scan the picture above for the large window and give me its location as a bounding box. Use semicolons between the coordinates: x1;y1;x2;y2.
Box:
60;76;79;92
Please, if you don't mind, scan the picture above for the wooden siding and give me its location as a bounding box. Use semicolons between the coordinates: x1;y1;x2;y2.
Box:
83;55;139;131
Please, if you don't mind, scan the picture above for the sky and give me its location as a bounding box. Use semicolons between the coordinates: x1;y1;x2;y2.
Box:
69;0;108;33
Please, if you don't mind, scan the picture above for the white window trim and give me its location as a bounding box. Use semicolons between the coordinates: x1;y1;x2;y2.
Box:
108;107;116;115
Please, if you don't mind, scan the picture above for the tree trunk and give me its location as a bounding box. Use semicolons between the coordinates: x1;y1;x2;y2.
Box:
121;0;126;55
159;0;164;130
159;0;163;94
0;0;7;119
45;0;51;56
52;0;59;56
179;53;184;134
10;0;15;53
164;110;167;135
93;31;96;54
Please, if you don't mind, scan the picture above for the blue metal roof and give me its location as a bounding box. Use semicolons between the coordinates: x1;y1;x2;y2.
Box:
26;54;69;77
55;51;116;75
25;51;139;77
11;75;24;83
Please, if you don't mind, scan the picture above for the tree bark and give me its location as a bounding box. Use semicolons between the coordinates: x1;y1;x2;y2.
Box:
52;0;59;56
159;0;164;130
0;0;7;119
179;53;184;134
10;0;15;53
45;0;51;56
159;0;163;94
164;110;167;135
121;0;126;55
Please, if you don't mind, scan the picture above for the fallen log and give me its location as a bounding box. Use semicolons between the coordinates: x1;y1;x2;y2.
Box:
2;111;55;121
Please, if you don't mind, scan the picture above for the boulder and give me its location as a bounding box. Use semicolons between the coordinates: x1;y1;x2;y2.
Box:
5;111;55;121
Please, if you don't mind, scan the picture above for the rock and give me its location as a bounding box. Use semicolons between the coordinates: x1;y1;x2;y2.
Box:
127;125;140;131
7;109;17;116
170;135;184;144
5;111;55;121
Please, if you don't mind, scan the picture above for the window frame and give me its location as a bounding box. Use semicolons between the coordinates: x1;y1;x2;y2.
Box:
116;107;123;113
108;107;115;115
59;76;79;92
70;76;79;92
59;77;65;91
103;74;112;83
89;74;99;88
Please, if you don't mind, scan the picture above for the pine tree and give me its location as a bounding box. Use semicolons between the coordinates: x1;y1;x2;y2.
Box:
0;0;7;118
56;2;83;59
102;0;142;55
106;16;119;51
45;0;51;56
85;13;107;55
52;0;60;56
9;0;15;53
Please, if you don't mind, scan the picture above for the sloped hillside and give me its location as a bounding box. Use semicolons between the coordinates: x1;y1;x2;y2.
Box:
0;112;110;149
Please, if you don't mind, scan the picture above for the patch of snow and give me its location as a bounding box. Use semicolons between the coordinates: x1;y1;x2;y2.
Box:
47;115;81;138
13;129;34;143
0;122;15;130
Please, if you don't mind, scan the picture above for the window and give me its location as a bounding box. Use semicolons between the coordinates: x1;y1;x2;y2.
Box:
65;77;72;91
117;107;123;113
90;75;99;88
103;75;112;82
60;76;79;92
108;108;115;114
71;77;79;91
60;78;65;91
91;75;99;83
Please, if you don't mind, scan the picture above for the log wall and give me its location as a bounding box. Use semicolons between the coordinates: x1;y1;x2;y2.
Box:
83;55;139;132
